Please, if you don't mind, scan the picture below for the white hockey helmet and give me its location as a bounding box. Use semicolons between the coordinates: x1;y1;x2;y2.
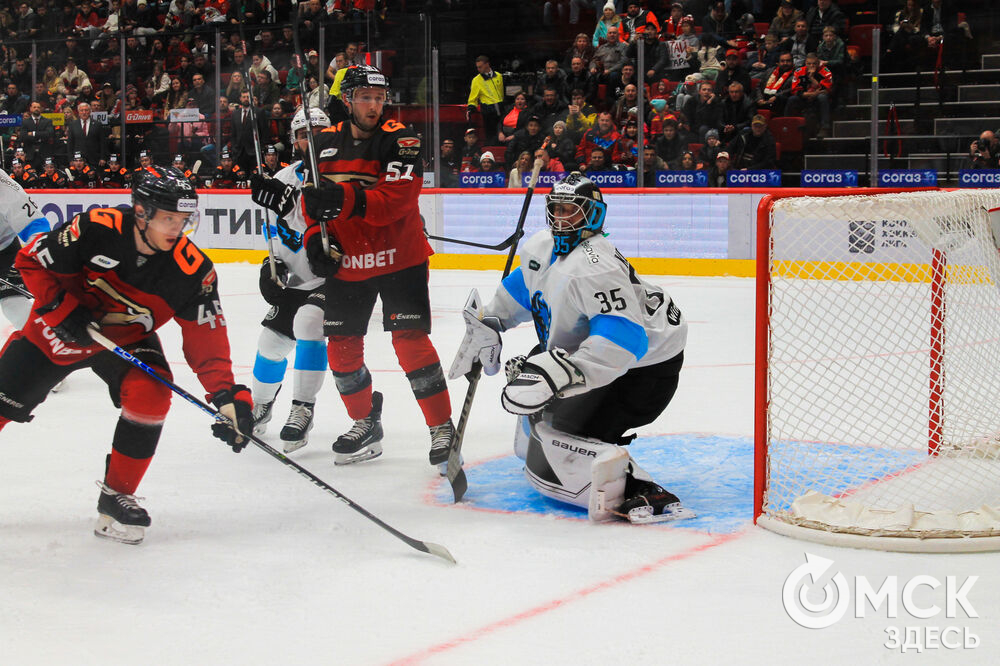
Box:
289;106;331;144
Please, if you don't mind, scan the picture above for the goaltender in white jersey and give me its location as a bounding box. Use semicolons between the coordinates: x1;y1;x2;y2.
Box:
0;168;50;328
450;172;694;524
246;107;331;453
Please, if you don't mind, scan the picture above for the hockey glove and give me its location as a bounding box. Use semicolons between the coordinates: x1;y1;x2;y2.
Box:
38;291;95;346
250;173;297;217
258;258;289;304
501;349;585;415
301;180;346;222
304;224;344;277
448;288;503;380
210;384;254;452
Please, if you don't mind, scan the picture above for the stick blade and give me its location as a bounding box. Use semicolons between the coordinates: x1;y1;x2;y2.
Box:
423;541;457;564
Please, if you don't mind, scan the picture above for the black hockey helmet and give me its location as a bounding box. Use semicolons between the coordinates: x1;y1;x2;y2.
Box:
132;166;200;247
339;64;389;102
545;172;607;256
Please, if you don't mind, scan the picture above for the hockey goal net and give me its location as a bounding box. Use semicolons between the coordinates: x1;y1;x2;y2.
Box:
755;189;1000;551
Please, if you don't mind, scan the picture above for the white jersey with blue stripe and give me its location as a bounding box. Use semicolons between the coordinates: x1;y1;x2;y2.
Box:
268;160;323;291
485;229;687;392
0;169;49;251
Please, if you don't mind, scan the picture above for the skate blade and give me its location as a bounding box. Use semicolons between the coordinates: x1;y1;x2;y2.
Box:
282;438;309;453
253;421;270;436
94;514;145;545
334;441;383;465
626;503;697;525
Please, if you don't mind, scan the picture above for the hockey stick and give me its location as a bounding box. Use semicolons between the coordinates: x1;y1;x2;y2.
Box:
445;157;544;502
426;230;521;251
237;5;282;286
289;0;332;256
87;327;456;564
0;274;32;299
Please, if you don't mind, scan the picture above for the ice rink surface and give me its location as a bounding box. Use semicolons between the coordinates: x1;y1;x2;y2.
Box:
1;265;996;665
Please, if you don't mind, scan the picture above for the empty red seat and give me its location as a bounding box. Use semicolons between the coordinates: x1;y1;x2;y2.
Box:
768;116;805;153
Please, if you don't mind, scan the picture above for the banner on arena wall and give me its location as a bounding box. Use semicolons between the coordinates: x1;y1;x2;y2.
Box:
459;172;506;188
522;171;568;187
655;170;708;187
727;169;782;187
125;109;155;123
877;169;937;187
958;169;1000;188
169;108;202;123
666;41;688;70
0;114;23;127
585;170;637;188
800;169;859;187
42;112;64;127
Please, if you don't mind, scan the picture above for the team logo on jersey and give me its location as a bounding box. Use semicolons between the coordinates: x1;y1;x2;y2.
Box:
530;291;551;350
397;137;420;148
87;277;155;332
320;148;338;158
264;305;278;321
275;220;303;252
90;255;119;269
201;268;217;295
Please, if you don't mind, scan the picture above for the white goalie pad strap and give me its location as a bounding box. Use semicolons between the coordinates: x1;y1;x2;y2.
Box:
523;420;624;514
588;447;629;522
501;349;585;415
448;288;503;380
513;414;532;460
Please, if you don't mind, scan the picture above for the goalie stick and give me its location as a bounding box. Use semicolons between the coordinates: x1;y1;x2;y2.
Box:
444;157;545;502
238;2;282;285
87;326;456;564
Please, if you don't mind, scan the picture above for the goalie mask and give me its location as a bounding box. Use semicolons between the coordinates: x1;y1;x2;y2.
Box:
545;172;607;256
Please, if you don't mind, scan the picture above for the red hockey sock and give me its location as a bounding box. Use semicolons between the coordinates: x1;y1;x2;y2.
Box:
392;330;451;426
105;450;152;495
328;335;374;420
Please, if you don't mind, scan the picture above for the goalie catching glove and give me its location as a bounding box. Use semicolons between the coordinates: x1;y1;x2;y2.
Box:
448;289;503;379
501;349;585;415
210;385;254;452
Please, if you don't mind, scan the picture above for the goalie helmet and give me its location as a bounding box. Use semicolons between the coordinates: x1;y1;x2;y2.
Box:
289;105;331;143
339;64;389;102
132;166;200;247
544;172;607;256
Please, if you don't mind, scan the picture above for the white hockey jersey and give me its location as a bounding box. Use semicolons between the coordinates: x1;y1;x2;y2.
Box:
267;161;323;292
0;169;48;251
486;230;687;392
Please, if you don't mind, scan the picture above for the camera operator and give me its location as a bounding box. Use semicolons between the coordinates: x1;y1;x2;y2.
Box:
968;130;999;169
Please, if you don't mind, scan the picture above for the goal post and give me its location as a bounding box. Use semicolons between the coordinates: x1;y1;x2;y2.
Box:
754;189;1000;552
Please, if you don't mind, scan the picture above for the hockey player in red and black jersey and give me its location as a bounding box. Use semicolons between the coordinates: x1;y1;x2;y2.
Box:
67;151;99;189
300;65;455;470
38;157;67;188
101;154;130;188
172;154;200;188
9;159;38;188
0;167;253;545
131;149;153;182
211;149;249;188
255;144;288;177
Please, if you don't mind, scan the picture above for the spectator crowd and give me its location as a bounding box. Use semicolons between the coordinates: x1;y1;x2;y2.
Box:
0;0;384;189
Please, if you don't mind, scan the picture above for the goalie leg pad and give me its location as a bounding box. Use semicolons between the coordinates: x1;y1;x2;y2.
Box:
524;420;624;514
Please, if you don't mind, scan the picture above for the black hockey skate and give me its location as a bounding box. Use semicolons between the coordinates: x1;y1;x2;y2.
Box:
280;400;314;453
428;419;455;466
616;478;696;525
94;481;151;545
333;391;384;465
